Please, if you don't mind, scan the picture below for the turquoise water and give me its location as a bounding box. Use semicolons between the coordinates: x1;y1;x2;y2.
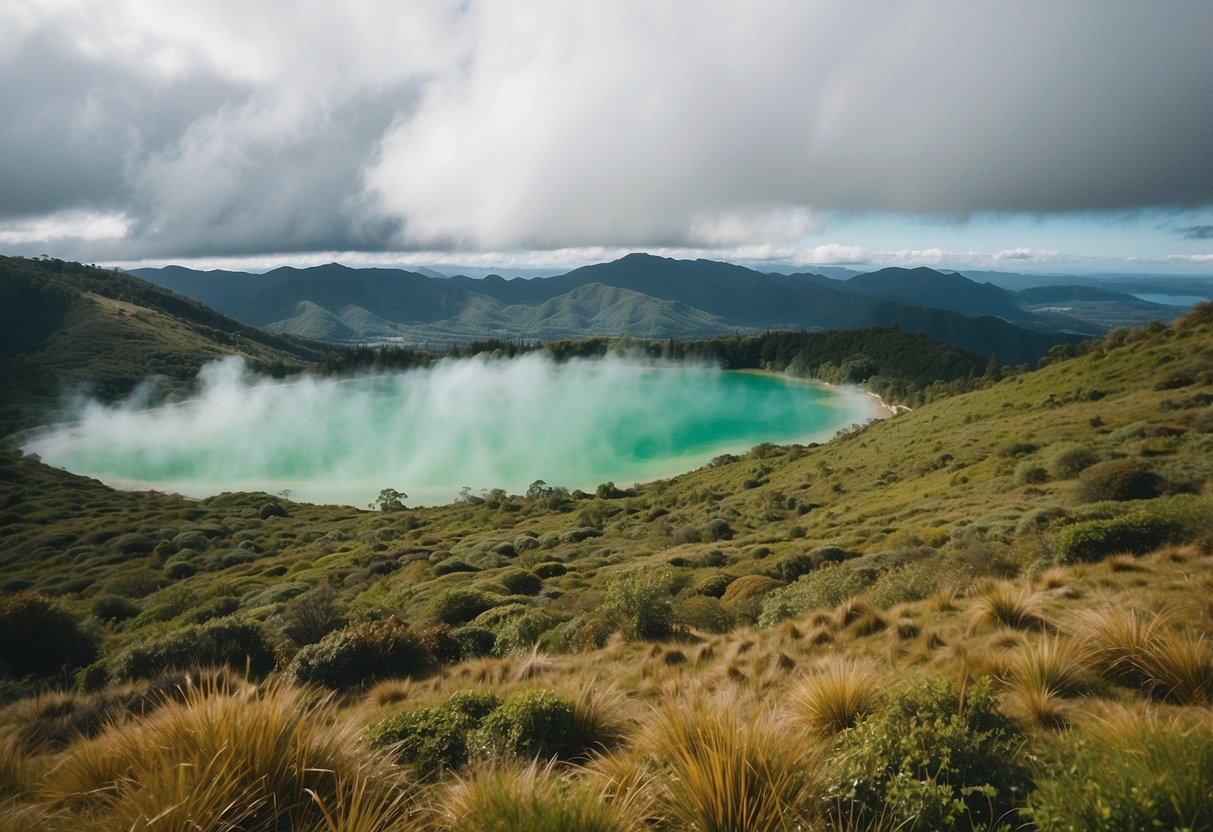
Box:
25;355;877;506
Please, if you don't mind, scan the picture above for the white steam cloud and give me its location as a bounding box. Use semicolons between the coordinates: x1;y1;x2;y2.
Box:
24;355;879;507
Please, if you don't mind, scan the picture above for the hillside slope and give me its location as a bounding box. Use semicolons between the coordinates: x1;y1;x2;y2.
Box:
0;256;330;433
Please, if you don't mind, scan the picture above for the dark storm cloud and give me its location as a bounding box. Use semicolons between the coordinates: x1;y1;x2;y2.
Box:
1177;225;1213;240
2;1;1211;259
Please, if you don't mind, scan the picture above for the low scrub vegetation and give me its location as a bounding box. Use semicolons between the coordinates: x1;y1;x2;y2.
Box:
3;299;1213;827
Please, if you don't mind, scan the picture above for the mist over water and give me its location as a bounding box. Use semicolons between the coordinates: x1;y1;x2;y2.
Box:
23;355;879;507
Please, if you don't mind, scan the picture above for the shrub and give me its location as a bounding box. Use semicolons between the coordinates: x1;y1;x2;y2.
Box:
112;616;275;681
674;595;736;634
454;626;497;658
468;689;585;761
533;561;567;579
1028;713;1213;831
1048;443;1098;478
1014;460;1049;485
286;617;430;688
866;559;955;609
92;594;141;623
598;570;675;640
276;584;344;646
758;561;879;626
498;568;542;596
417;623;463;665
429;589;498;626
692;572;734;598
827;677;1031;832
490;608;568;656
434;557;477;576
0;594;97;680
366;690;502;774
1054;496;1210;561
1077;459;1163;502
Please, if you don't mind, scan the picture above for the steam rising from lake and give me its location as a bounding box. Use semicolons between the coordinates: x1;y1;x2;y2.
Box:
23;355;878;506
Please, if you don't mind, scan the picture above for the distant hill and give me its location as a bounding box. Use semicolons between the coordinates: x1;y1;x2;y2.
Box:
132;254;1095;362
0;256;329;433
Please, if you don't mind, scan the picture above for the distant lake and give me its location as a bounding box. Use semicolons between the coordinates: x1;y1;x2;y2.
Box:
24;356;880;507
1132;293;1208;307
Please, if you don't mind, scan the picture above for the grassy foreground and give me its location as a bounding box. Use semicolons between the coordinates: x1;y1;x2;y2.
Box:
1;305;1212;829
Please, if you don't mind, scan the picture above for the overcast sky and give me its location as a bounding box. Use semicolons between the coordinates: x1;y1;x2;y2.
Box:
1;0;1211;274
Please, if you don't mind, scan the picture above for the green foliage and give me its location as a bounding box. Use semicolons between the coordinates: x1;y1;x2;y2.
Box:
599;570;675;639
489;607;568;656
1054;496;1210;562
497;567;542;596
1048;443;1098;478
366;690;502;775
0;593;99;678
429;589;498;625
286;616;430;688
275;584;344;645
759;560;880;626
369;488;407;512
828;677;1030;832
92;593;141;623
1028;716;1213;831
1013;460;1049;485
1077;458;1164;502
468;689;585;761
112;615;274;681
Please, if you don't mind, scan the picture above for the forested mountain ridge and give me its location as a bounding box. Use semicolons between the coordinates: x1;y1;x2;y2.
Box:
131;253;1111;361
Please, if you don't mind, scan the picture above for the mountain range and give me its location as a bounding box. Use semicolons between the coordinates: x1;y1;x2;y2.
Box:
129;253;1184;363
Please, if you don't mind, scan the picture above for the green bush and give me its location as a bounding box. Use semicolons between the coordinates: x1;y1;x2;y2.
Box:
867;559;957;609
113;616;274;681
0;593;99;678
286;617;430;688
1014;460;1049;485
433;557;477;576
468;689;584;761
1028;717;1213;831
1054;496;1210;562
674;595;736;633
428;588;497;625
759;561;880;626
532;561;567;579
490;607;568;656
827;677;1030;832
92;593;141;623
1077;458;1163;502
454;625;497;658
366;690;502;775
498;567;543;596
1048;443;1098;478
598;570;675;639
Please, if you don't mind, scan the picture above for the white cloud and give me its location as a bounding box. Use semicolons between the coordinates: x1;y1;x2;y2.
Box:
0;210;130;245
1161;254;1213;264
2;1;1211;260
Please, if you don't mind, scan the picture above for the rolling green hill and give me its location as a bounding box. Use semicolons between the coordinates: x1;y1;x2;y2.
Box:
0;256;330;433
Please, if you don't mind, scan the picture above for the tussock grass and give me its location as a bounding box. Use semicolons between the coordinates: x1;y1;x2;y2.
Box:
969;583;1048;632
1138;629;1213;705
39;679;408;830
790;656;882;734
644;697;823;832
429;760;645;832
1011;635;1089;698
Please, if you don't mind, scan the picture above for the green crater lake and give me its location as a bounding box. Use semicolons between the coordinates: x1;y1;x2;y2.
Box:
25;356;880;506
